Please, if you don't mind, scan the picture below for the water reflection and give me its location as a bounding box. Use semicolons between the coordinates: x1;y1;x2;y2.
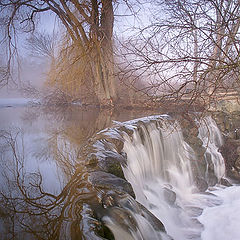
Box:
0;130;97;239
0;105;160;239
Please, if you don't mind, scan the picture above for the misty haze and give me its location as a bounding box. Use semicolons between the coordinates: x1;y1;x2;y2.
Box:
0;1;240;240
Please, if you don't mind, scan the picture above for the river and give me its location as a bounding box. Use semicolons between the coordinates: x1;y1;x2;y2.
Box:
0;101;239;240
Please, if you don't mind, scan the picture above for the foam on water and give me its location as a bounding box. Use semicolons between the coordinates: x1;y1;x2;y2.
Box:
199;186;240;240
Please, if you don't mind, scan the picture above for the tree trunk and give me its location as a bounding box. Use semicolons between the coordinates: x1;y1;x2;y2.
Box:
90;47;116;106
90;0;117;106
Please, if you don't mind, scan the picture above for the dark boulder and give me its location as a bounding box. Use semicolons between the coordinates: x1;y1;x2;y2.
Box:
89;171;135;198
98;151;127;179
220;178;232;187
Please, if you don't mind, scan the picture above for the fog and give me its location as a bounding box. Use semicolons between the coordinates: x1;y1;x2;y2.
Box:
0;4;147;100
0;10;59;99
0;57;49;98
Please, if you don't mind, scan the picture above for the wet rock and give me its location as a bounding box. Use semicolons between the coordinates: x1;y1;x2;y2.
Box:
98;129;124;153
118;196;167;232
213;111;240;181
180;116;206;162
86;150;127;179
102;194;116;208
227;131;236;139
107;137;124;153
205;171;218;187
185;206;203;217
97;224;115;240
190;218;204;229
118;125;134;136
236;146;240;155
137;203;167;233
194;177;208;192
226;168;240;181
220;178;232;187
213;111;240;136
120;151;127;159
98;151;127;179
89;171;135;198
191;161;207;182
86;153;98;167
219;139;239;173
235;156;240;170
163;187;176;205
72;204;112;240
234;128;240;139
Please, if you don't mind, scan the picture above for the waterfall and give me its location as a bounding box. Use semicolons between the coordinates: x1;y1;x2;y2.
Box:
123;120;197;199
120;115;226;240
101;115;236;240
198;116;225;180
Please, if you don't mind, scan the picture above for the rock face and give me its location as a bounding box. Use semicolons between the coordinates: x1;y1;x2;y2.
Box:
177;114;216;187
163;187;176;205
194;177;208;192
213;111;240;180
89;171;135;198
75;122;172;239
219;138;240;180
176;111;240;185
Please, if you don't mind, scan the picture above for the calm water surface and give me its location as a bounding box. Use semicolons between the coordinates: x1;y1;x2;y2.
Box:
0;104;159;239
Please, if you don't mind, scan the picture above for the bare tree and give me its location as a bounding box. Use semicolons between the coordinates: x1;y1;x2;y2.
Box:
117;0;240;109
0;16;11;87
0;0;118;106
26;31;55;59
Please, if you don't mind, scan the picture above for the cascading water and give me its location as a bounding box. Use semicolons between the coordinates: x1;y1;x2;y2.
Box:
198;116;225;180
108;115;235;240
102;115;240;240
122;117;204;240
123;120;197;198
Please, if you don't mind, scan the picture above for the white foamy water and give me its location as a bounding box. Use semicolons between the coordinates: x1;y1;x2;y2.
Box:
122;120;202;239
199;186;240;240
198;116;225;180
118;115;239;240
